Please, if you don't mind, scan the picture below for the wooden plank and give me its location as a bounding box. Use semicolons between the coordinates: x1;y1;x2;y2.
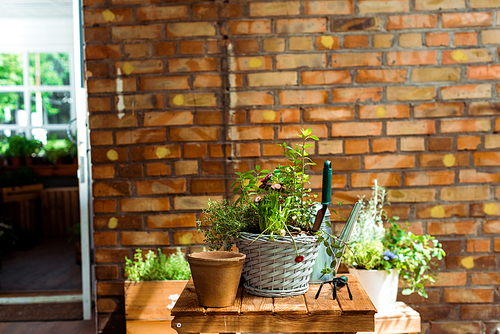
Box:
172;314;374;333
124;281;188;321
358;302;421;334
305;283;342;315
170;280;205;317
336;275;376;315
273;294;307;315
126;320;177;334
205;288;242;315
240;289;273;314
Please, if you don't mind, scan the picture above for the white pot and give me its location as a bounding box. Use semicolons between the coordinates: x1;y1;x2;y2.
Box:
348;268;399;316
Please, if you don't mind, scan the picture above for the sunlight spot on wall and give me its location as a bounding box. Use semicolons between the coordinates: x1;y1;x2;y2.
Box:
430;205;445;218
156;147;171;159
376;106;386;118
443;154;456;167
249;58;263;68
102;10;115;22
461;256;474;269
321;36;334;49
108;217;118;229
106;150;118;161
484;203;498;215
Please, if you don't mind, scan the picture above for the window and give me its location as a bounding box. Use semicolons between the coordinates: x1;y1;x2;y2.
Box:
0;52;74;143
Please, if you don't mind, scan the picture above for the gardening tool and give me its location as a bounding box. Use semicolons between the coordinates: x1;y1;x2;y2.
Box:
312;160;332;232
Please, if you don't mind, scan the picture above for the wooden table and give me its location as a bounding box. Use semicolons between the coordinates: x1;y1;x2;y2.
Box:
171;274;376;334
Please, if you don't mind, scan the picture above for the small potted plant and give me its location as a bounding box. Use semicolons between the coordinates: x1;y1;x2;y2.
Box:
124;248;191;333
3;135;42;166
198;129;348;298
343;181;446;315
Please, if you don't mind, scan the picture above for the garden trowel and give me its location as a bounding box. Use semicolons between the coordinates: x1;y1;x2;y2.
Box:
312;160;332;231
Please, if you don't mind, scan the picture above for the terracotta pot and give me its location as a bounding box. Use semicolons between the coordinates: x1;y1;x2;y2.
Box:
187;251;245;307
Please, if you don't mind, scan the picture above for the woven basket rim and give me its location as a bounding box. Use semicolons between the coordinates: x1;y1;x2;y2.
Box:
238;231;318;244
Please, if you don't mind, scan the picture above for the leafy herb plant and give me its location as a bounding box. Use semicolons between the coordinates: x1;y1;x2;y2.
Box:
125;248;191;281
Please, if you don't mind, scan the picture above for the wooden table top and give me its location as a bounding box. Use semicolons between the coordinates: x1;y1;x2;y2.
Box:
171;274;376;333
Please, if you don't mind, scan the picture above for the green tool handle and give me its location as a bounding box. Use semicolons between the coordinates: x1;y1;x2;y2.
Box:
322;160;332;205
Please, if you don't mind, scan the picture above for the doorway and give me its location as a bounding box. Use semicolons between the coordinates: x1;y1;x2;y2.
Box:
0;0;92;322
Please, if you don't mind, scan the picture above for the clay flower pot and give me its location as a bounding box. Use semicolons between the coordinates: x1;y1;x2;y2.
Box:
187;251;246;308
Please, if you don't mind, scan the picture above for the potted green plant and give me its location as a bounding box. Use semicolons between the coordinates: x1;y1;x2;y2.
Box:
198;129;347;298
124;248;191;334
343;181;446;315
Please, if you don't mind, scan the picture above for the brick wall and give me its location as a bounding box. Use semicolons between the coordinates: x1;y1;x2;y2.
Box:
83;0;500;332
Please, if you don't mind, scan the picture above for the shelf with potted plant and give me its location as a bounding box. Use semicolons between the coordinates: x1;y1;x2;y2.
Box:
342;180;446;316
196;129;353;301
124;248;191;334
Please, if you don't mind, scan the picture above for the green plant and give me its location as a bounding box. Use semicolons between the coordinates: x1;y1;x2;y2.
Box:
343;181;446;298
125;248;191;281
198;129;347;276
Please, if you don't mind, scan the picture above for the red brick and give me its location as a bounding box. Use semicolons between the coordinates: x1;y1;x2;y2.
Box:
136;180;186;195
431;272;467;286
276;54;326;69
462;305;500;320
345;139;369;154
93;165;115;179
88;97;111;112
458;136;481;150
440;118;490;133
460;169;500;183
137;5;186;21
474;152;500;166
154;42;176;56
168;57;218;72
430;322;481;333
483;220;500;233
416;0;465;10
359;105;409;119
471;272;500;285
442;12;493;28
428;221;478;235
305;1;354;15
94;232;117;246
416;203;467;218
201;161;224;175
302;70;351;85
304;106;354;122
227;126;274;141
87;78;136;94
140;77;189;91
118;164;143;178
405;171;456;186
467;239;491;252
90;131;113;146
444;288;494;303
386;188;436;202
332;87;382;103
236;143;260;157
412;67;460;82
467;65;500;80
84;27;109;42
400;137;425;151
184;143;207;158
359;0;409;13
429;137;453;151
344;35;369;48
97;298;118;313
277;125;328;139
276;18;327;34
289;36;313;50
92;148;128;164
124;44;148;58
387;120;435;135
95;266;119;280
414;102;464;118
169;93;217;107
93;216;143;230
248;71;297;87
147;213;197;229
441;186;490;201
234;57;272;72
317;140;343;155
250;2;300;16
279;90;328;105
455;32;478;46
311;157;361;171
173;230;205;245
250;109;301;123
95;249;130;264
170;127;219;142
387;86;436;101
364;154;415;169
419;153;468;168
167;22;216;37
373;138;397;153
120;198;170;212
441;84;491;100
116;128;166;145
442;49;492;64
174;161;198;175
332;17;381;31
387;51;437;65
351;173;401;188
356;69;406;83
331;122;382;137
196;111;223;125
112;25;162;40
426;32;449;46
93;182;130;197
331;53;381;67
228;20;272;35
85;45;121;60
233;39;259;54
121;231;170;246
94;199;116;213
386;15;437;29
144;111;193;127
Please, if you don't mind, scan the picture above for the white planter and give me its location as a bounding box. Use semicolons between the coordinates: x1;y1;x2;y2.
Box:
348;268;399;316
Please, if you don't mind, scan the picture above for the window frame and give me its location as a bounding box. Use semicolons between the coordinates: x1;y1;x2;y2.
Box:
0;49;76;139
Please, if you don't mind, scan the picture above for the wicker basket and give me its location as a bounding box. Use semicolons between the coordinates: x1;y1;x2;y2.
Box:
236;232;320;298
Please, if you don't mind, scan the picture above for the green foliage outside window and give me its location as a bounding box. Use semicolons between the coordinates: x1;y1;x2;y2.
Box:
0;54;23;86
29;53;69;86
